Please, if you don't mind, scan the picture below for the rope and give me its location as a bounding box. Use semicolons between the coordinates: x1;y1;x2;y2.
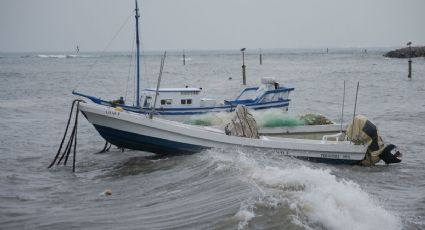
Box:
125;31;136;102
99;141;112;153
73;10;134;92
48;99;81;168
48;99;84;172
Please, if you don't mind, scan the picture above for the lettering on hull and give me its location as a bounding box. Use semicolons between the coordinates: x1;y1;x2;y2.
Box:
320;153;339;159
106;110;120;116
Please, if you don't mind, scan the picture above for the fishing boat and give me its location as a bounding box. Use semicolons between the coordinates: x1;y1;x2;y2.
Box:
49;0;401;171
74;1;364;164
78;102;368;164
72;0;401;166
72;2;294;121
73;77;294;121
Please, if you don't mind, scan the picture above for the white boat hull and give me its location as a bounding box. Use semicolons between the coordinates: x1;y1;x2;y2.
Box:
259;124;347;140
79;102;367;164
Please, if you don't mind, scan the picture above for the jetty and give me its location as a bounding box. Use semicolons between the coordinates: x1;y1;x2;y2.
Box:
384;46;425;58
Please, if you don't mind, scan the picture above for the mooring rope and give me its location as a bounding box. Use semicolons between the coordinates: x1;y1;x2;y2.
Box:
99;141;112;153
48;99;84;172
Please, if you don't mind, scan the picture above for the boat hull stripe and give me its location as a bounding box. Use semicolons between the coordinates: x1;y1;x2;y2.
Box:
93;124;207;155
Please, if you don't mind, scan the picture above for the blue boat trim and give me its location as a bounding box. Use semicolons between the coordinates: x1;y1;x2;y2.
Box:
93;124;207;155
73;91;290;116
232;86;294;103
144;88;201;93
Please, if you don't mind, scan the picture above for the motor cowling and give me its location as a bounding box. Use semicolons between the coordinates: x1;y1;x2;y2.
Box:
346;115;401;166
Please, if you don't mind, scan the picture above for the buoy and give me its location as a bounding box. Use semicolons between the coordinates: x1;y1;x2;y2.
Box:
103;189;112;196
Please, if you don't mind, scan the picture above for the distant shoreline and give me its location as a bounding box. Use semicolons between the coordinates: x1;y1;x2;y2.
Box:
384;46;425;58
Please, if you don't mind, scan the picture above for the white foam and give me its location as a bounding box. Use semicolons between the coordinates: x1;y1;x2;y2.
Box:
206;151;402;230
251;166;401;230
35;54;93;59
37;54;67;59
234;209;255;229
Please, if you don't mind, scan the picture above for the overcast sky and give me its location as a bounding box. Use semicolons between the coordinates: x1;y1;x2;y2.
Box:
1;0;424;52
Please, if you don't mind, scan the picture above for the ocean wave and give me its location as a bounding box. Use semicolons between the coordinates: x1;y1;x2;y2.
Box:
37;54;68;59
205;150;402;230
38;54;95;59
19;54;98;59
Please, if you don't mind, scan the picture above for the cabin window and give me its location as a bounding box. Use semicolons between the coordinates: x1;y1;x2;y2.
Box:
181;99;192;105
160;99;172;105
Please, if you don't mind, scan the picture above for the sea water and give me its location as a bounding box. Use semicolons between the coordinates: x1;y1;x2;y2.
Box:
0;49;424;229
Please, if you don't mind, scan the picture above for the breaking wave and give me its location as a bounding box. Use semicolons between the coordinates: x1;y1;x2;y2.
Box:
19;54;98;59
35;54;94;59
204;150;402;230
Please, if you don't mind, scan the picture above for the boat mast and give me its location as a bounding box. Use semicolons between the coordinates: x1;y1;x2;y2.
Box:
135;0;141;107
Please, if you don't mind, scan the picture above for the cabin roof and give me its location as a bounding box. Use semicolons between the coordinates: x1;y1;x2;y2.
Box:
143;88;201;92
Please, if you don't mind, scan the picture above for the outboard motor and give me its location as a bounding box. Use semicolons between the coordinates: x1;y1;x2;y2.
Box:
346;115;402;166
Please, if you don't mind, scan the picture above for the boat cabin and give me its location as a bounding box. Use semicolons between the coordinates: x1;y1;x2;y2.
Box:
139;77;293;110
140;88;204;109
225;77;292;105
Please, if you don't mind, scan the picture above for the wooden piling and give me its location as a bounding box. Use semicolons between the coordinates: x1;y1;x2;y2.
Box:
242;65;246;85
260;48;262;65
183;50;186;66
240;48;246;85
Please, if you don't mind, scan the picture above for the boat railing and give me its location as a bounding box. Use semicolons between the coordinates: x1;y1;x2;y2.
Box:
321;133;343;144
224;99;255;105
255;87;294;103
234;87;259;101
72;91;103;104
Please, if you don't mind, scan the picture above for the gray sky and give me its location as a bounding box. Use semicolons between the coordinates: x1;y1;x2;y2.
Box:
1;0;424;52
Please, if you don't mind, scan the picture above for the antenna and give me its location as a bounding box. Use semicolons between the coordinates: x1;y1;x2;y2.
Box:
340;80;346;134
149;52;167;119
135;0;141;107
350;81;360;142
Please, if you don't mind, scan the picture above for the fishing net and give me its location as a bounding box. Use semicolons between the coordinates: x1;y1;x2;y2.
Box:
225;105;259;139
183;112;230;126
298;113;334;125
252;109;305;127
184;110;334;129
183;117;213;126
259;116;305;127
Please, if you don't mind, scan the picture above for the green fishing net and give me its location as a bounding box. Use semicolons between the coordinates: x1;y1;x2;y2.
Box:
253;109;305;127
260;116;305;127
298;113;334;125
183;110;333;128
183;118;212;126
